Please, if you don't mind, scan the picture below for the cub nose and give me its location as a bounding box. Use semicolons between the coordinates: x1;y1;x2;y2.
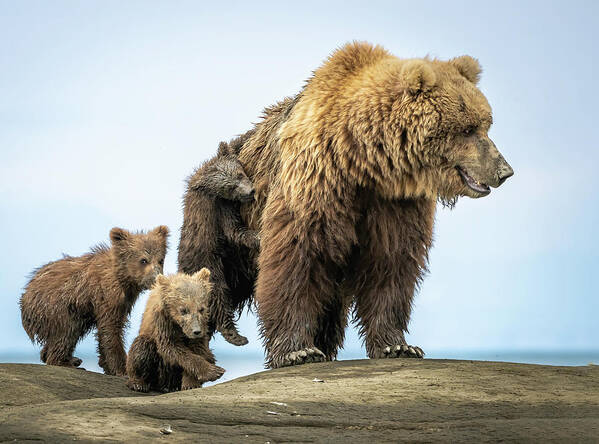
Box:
192;329;201;336
248;188;255;199
496;162;514;186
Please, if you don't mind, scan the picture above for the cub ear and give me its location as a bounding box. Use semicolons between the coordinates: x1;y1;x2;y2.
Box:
450;55;481;84
400;60;437;93
110;227;130;244
217;141;231;157
155;274;170;288
152;225;170;239
193;268;211;282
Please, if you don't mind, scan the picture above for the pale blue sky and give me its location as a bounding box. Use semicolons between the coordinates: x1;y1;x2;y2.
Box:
1;1;597;367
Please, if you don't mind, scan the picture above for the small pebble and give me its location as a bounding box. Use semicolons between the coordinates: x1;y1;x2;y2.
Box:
159;424;172;435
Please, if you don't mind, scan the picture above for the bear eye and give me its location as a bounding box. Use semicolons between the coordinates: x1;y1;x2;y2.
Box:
463;126;477;136
180;308;189;315
159;259;164;266
199;307;205;314
140;258;148;265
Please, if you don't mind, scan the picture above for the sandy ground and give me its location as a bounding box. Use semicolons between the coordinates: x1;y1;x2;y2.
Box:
0;359;598;443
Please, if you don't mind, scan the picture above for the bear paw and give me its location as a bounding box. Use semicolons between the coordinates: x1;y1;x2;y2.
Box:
127;379;150;393
280;347;326;367
203;364;226;382
374;344;424;359
70;356;82;367
221;329;249;346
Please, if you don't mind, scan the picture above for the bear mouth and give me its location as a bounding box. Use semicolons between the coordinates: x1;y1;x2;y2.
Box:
456;166;490;196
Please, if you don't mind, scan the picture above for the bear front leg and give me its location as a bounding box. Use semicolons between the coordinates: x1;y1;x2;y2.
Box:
96;313;127;376
255;190;354;368
353;197;435;359
181;371;203;390
158;340;225;384
221;209;261;250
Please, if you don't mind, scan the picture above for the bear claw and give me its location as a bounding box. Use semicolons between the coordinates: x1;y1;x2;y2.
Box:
280;347;326;367
377;344;424;359
127;379;149;392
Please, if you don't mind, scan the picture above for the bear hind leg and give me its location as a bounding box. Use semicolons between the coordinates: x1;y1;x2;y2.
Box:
126;335;160;392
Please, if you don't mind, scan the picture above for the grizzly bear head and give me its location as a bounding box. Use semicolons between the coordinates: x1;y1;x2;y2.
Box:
110;225;169;289
189;141;255;203
389;55;513;203
155;269;212;339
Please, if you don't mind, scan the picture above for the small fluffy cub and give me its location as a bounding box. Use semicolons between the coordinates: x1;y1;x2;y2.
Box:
126;269;225;392
20;226;169;375
178;133;260;346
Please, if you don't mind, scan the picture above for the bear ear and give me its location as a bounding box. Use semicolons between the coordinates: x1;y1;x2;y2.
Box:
110;227;130;244
449;55;481;84
400;60;437;93
152;225;169;239
193;268;211;282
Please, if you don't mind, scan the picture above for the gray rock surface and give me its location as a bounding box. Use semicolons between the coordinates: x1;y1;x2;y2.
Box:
1;359;598;442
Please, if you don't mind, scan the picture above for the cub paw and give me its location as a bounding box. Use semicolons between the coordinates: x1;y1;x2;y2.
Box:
204;365;225;382
222;329;249;346
70;356;82;367
374;344;424;359
279;347;326;368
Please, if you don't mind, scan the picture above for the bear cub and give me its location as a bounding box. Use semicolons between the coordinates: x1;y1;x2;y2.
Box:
20;226;169;375
178;133;259;347
126;269;225;392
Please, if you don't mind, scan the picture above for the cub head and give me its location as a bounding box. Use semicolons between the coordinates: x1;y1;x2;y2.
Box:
188;141;255;202
156;269;212;339
110;225;169;289
381;54;513;203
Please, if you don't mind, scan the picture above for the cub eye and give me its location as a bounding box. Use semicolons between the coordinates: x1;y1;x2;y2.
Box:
159;259;164;266
180;308;189;315
199;307;205;314
140;259;148;265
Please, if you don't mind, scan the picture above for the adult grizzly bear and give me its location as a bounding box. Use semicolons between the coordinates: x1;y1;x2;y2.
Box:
235;42;513;368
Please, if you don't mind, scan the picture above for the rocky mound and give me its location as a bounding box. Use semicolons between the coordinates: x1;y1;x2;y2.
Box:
1;359;597;442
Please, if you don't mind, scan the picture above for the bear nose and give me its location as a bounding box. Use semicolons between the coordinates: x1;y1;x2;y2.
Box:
192;329;201;336
248;188;255;199
496;162;514;186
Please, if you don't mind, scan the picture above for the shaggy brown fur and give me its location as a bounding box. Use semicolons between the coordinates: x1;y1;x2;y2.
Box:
178;132;260;346
126;270;225;392
20;226;169;375
235;42;513;368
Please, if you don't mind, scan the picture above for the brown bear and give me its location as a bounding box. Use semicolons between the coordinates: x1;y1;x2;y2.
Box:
178;132;259;347
126;269;225;392
20;226;169;375
232;42;514;368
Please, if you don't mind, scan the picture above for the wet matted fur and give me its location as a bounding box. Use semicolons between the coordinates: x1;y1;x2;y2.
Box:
126;270;225;392
178;132;260;346
235;42;513;368
20;226;169;375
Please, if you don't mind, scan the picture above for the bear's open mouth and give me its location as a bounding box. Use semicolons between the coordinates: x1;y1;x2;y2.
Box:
456;166;491;195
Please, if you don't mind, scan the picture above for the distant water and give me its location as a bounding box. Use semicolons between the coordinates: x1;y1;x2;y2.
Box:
2;349;597;387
